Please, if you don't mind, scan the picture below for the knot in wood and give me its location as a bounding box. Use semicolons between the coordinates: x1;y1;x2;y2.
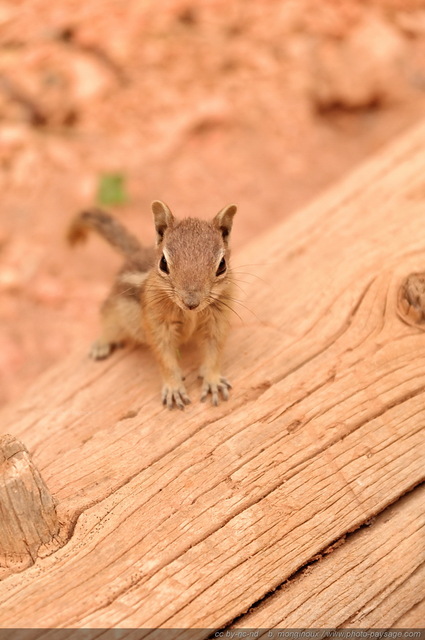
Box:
397;272;425;329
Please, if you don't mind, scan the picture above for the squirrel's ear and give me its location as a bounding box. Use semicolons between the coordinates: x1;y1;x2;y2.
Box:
152;200;175;243
213;204;237;244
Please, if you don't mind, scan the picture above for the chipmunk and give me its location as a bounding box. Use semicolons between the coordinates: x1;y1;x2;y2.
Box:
68;201;237;409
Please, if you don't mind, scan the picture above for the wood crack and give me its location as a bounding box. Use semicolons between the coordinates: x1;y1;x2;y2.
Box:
215;482;425;635
80;413;423;629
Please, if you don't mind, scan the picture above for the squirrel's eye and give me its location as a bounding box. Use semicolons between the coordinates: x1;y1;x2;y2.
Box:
216;257;226;276
159;254;169;274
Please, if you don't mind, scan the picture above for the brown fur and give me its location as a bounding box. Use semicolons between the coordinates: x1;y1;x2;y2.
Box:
68;201;237;408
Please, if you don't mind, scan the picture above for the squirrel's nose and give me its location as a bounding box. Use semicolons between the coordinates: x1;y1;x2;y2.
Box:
183;292;201;310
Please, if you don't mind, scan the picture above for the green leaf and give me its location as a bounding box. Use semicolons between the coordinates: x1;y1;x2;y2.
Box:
97;173;128;206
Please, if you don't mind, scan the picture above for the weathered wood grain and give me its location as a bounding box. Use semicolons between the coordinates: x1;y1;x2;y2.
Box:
393;599;425;628
232;484;425;630
1;120;425;629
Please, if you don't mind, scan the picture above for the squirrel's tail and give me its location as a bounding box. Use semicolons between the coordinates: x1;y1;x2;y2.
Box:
68;209;143;258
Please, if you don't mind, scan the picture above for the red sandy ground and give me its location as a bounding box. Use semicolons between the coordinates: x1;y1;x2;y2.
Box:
1;0;425;406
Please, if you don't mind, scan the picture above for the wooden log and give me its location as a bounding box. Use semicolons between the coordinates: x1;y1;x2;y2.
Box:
0;435;61;578
0;120;425;628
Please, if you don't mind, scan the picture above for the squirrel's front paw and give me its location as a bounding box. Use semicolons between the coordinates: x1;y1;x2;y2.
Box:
90;340;114;360
90;340;124;360
162;384;191;410
200;376;232;406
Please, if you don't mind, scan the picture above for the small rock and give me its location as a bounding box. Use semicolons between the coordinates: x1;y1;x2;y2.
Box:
395;10;425;36
70;53;115;103
0;267;21;292
309;16;408;110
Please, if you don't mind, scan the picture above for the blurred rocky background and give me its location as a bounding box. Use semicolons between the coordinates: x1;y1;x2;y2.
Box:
1;0;425;406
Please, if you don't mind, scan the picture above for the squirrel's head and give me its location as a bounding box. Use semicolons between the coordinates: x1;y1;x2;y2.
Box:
151;200;237;313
